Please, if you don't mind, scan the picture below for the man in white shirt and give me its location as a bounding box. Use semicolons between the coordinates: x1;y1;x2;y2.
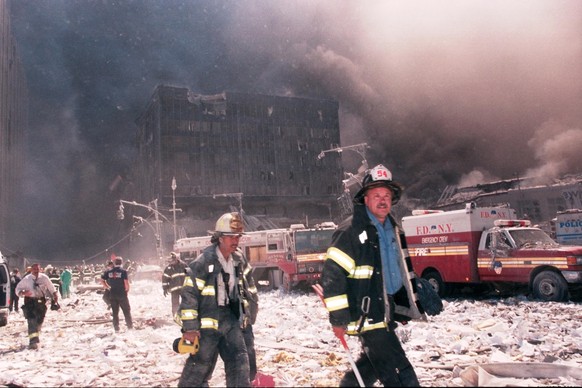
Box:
15;263;59;349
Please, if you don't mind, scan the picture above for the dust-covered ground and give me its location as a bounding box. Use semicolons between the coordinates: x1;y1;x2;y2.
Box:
1;279;582;387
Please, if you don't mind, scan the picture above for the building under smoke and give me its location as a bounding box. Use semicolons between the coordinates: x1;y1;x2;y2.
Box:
133;85;343;238
436;174;582;231
0;1;27;248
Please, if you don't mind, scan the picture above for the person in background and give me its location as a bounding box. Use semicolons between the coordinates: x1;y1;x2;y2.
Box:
177;212;251;387
60;267;72;299
15;263;59;349
9;268;21;313
100;257;133;332
101;260;114;309
321;164;422;387
162;252;187;316
48;267;62;296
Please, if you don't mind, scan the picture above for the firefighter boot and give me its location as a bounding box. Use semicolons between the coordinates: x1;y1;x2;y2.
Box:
397;365;420;387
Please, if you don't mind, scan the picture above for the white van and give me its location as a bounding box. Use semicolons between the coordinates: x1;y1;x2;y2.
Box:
0;251;9;326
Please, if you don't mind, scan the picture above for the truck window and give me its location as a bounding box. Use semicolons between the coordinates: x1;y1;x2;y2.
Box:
267;243;278;251
295;229;335;254
509;229;558;248
486;231;512;250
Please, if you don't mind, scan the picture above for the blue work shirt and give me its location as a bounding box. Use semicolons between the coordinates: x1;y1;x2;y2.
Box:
367;209;403;295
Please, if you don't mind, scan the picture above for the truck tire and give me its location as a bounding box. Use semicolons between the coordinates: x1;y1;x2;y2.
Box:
532;271;568;302
422;271;448;298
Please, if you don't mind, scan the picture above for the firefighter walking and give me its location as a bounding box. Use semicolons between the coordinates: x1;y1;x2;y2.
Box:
15;263;60;349
321;164;424;387
177;212;252;387
162;252;186;316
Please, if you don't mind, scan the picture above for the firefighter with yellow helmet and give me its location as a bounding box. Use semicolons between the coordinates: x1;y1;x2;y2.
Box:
162;251;187;316
176;212;255;387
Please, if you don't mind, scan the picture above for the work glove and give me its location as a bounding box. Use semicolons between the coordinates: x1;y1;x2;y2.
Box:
50;301;61;311
163;289;168;297
416;277;444;316
182;330;200;343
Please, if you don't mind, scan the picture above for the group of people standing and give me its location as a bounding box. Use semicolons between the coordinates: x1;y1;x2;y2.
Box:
10;163;439;387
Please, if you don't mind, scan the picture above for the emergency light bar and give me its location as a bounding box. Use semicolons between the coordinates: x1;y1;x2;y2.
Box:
411;210;445;216
494;219;531;227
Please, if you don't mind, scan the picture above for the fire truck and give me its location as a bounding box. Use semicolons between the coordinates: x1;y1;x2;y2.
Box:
554;209;582;246
401;203;582;301
173;222;337;292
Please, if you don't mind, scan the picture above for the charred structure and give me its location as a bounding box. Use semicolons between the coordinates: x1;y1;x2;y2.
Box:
436;175;582;232
0;2;27;248
133;85;343;237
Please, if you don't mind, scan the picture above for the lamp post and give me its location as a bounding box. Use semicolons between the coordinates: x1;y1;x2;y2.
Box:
317;142;369;188
171;177;177;241
317;142;370;219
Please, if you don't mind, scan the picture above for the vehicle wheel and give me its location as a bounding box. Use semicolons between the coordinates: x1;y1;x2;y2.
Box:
532;271;568;301
422;271;448;297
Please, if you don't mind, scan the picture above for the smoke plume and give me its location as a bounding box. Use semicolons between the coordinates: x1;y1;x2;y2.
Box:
8;0;582;261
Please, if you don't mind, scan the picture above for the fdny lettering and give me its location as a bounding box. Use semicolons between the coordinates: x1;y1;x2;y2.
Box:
415;224;453;235
480;210;509;218
107;272;123;279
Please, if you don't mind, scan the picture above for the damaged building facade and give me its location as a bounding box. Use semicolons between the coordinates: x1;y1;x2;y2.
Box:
0;1;28;246
436;175;582;232
133;85;343;237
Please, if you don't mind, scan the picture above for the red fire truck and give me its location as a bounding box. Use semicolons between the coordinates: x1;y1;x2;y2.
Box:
401;203;582;301
173;222;337;292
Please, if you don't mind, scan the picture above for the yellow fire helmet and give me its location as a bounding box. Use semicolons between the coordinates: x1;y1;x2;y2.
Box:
214;212;244;235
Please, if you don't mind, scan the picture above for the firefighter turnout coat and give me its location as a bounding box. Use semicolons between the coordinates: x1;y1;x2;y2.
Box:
162;260;187;295
179;245;253;332
321;203;426;335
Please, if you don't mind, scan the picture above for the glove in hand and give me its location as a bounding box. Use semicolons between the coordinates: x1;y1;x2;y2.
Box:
416;277;443;316
51;302;61;311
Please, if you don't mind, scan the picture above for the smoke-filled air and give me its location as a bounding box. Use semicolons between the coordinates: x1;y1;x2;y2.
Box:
8;0;582;261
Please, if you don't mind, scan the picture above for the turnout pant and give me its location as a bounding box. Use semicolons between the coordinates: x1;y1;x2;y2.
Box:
243;324;257;381
171;291;181;316
339;326;420;387
179;307;250;387
23;298;48;345
110;293;133;331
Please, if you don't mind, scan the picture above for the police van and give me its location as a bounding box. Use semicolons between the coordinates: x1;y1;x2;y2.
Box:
0;251;9;326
